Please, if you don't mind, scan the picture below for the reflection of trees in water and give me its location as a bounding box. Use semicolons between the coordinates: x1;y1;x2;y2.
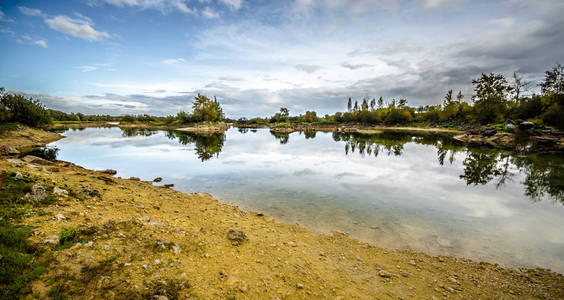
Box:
238;127;249;134
121;128;157;137
166;130;225;161
270;131;289;144
333;131;563;204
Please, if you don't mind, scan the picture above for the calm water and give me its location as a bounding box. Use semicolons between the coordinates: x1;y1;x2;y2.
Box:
48;127;564;273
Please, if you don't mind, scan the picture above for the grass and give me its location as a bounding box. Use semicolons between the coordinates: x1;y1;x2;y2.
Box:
0;123;18;135
0;171;53;299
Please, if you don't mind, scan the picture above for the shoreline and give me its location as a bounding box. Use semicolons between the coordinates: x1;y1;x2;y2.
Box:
1;126;563;299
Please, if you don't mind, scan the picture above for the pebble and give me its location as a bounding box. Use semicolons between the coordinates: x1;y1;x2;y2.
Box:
378;270;392;278
54;213;66;221
296;283;304;289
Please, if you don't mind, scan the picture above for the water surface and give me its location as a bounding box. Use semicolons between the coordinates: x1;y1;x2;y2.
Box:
49;127;564;273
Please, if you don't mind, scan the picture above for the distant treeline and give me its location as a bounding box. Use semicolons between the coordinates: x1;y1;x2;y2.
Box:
236;63;564;130
1;63;563;130
0;92;225;128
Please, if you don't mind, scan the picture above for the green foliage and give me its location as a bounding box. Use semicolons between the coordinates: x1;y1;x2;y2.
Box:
471;73;513;123
0;91;52;127
0;172;50;299
191;94;224;123
0;123;18;135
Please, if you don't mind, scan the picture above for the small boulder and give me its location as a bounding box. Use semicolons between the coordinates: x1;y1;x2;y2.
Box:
518;121;535;130
79;188;102;200
44;235;59;244
23;183;47;203
479;127;497;137
99;169;117;175
53;186;68;197
153;177;163;182
22;155;52;165
0;145;19;156
227;229;248;246
378;270;392;278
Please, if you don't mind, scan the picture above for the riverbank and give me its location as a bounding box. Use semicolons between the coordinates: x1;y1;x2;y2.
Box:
50;121;230;133
1;126;563;299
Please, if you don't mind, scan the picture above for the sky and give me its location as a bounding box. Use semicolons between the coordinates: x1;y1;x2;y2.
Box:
0;0;563;118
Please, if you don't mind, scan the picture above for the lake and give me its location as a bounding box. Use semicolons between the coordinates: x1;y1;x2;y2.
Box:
48;127;564;273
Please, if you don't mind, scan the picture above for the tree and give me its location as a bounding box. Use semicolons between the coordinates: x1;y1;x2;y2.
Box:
398;98;407;109
540;63;564;96
377;96;384;108
443;90;453;106
347;97;352;112
512;72;530;102
471;73;513;123
361;98;369;111
370;98;376;110
0;92;52;127
191;94;224;122
353;101;359;112
279;107;289;122
456;91;464;103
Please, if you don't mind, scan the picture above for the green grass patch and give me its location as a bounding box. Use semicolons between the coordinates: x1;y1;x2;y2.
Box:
0;171;54;299
0;123;19;135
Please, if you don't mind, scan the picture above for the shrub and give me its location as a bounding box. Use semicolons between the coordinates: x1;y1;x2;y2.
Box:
0;92;52;127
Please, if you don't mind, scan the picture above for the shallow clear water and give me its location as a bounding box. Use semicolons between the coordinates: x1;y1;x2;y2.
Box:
49;127;564;273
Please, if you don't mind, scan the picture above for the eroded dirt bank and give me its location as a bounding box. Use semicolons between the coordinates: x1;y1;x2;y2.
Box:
1;127;563;299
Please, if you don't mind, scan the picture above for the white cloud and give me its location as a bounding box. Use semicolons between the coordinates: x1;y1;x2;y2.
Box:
491;18;515;28
35;40;48;48
295;64;322;73
202;7;219;18
75;65;99;72
0;9;5;20
420;0;464;9
45;15;110;41
162;58;186;65
219;0;243;10
103;0;197;14
18;6;43;16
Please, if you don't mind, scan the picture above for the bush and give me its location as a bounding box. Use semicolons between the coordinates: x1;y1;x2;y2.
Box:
385;109;413;124
542;104;564;130
0;92;51;127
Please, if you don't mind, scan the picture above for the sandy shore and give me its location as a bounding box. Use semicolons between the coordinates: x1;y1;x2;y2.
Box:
1;126;563;299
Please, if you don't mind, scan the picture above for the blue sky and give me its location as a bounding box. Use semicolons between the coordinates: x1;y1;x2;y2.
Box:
1;0;563;118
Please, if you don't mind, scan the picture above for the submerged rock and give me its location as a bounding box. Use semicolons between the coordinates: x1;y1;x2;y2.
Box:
227;229;248;246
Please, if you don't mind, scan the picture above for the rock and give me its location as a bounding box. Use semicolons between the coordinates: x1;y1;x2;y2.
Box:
227;229;248;246
296;283;304;289
129;177;140;181
97;176;116;184
79;188;102;200
155;296;169;300
53;186;68;196
138;216;151;222
23;183;47;203
0;145;19;156
172;245;181;255
99;169;117;175
479;127;497;137
44;235;59;244
401;271;410;278
153;177;163;182
22;155;52;165
14;172;24;179
408;260;417;266
378;270;392;278
101;245;110;250
518;121;535;130
163;184;174;188
147;221;167;229
54;213;66;221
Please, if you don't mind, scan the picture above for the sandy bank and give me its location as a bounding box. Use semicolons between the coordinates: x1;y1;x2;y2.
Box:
1;126;563;299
